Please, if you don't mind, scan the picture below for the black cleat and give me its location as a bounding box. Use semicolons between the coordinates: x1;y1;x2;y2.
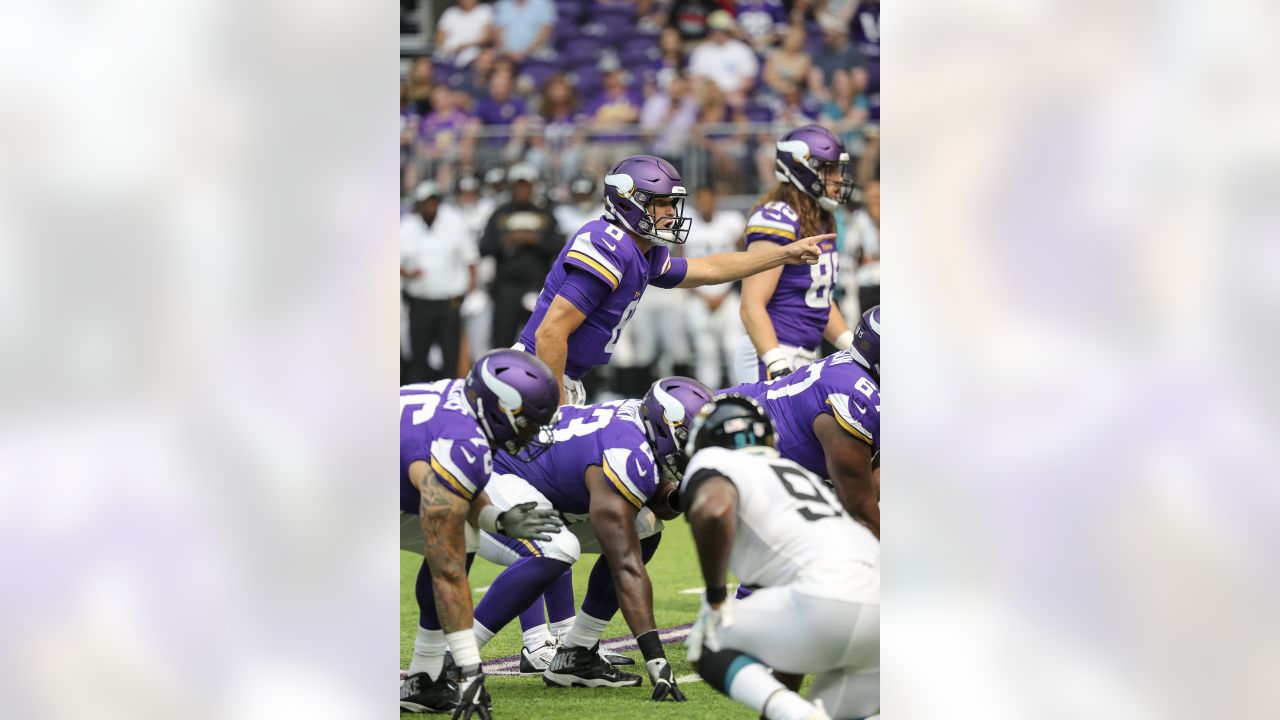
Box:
399;671;457;714
542;643;643;688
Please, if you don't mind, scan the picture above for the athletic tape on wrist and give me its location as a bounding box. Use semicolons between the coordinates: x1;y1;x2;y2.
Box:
636;630;664;662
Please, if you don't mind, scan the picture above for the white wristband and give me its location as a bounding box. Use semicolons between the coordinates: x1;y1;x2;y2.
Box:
476;504;503;534
834;330;855;351
760;347;788;368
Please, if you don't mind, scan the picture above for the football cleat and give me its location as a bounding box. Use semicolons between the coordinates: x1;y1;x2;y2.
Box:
399;670;458;714
542;643;643;688
520;639;560;675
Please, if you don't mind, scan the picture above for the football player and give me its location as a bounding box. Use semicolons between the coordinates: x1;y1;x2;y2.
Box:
720;306;880;537
517;154;831;405
458;377;712;701
399;349;564;717
680;395;880;720
738;124;858;383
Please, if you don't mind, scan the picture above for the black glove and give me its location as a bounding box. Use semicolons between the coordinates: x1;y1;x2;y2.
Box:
497;501;563;541
645;658;687;702
451;665;492;720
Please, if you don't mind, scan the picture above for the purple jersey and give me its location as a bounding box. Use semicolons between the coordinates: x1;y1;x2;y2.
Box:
474;95;527;126
518;217;689;378
745;201;839;350
493;400;659;514
737;0;788;43
725;350;879;477
400;380;493;513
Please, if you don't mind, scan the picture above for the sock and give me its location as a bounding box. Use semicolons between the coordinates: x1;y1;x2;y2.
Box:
473;557;571;645
407;627;447;679
561;611;611;649
473;620;496;648
544;568;576;624
445;629;482;670
728;663;814;720
522;619;552;651
550;616;575;639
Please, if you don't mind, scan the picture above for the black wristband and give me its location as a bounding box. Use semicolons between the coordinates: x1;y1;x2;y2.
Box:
705;585;728;604
494;510;507;534
636;630;664;662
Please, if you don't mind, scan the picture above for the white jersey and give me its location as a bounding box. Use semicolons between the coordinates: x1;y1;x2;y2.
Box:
682;446;879;604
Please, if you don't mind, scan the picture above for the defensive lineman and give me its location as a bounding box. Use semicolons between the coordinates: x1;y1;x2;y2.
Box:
519;154;830;405
399;349;564;717
680;395;880;720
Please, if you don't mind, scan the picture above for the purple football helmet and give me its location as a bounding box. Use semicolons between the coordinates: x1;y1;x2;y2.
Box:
640;376;714;481
464;349;560;456
603;155;692;245
849;305;880;378
774;124;854;212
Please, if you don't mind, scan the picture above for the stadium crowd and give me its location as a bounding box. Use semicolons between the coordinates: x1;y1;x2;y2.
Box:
401;1;880;402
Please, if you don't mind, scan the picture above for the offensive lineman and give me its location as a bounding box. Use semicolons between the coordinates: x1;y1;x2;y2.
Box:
722;306;880;536
518;154;831;405
399;349;564;717
445;377;713;701
680;395;880;720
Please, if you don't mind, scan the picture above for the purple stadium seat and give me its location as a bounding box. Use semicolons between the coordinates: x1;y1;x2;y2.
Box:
520;62;561;91
561;36;605;58
620;36;658;57
587;2;635;23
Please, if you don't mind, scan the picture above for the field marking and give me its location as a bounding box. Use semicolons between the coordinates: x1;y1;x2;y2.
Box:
678;585;737;595
402;624;697;678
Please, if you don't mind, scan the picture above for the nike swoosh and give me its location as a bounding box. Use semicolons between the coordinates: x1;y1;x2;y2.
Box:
853;403;868;414
460;447;476;464
601;237;617;251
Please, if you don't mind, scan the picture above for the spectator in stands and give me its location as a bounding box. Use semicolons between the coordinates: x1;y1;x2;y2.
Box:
682;185;747;389
667;0;720;44
692;79;751;194
809;27;864;99
819;67;869;150
736;0;790;52
401;78;420;155
400;181;479;383
657;26;686;75
581;55;644;172
850;0;881;62
527;73;584;181
434;0;494;67
493;0;555;63
640;72;699;157
480;163;563;348
762;25;812;98
453;47;497;101
475;68;528;127
688;10;760;105
416;86;478;182
405;57;435;115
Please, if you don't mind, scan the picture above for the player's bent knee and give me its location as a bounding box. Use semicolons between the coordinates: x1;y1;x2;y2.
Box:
541;528;581;565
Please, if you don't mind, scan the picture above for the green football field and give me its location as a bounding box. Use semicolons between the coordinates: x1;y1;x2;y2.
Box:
400;516;777;719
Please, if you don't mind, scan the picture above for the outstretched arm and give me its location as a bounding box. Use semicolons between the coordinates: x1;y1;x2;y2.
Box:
823;303;853;349
677;233;832;288
585;466;653;635
814;414;879;537
533;296;588;404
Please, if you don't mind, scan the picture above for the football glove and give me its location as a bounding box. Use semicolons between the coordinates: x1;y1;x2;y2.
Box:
496;501;563;541
761;347;793;380
685;594;733;664
451;665;491;720
645;657;687;702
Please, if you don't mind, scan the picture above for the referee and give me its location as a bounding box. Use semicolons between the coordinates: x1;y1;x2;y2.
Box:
400;181;477;382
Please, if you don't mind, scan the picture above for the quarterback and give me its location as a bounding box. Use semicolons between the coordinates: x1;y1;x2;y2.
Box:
517;154;831;405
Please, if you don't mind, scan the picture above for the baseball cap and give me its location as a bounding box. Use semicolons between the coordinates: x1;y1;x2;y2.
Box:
508;163;539;184
706;10;735;32
413;181;442;202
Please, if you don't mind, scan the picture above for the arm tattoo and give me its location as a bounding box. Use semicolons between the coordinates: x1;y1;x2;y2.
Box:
419;474;475;633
